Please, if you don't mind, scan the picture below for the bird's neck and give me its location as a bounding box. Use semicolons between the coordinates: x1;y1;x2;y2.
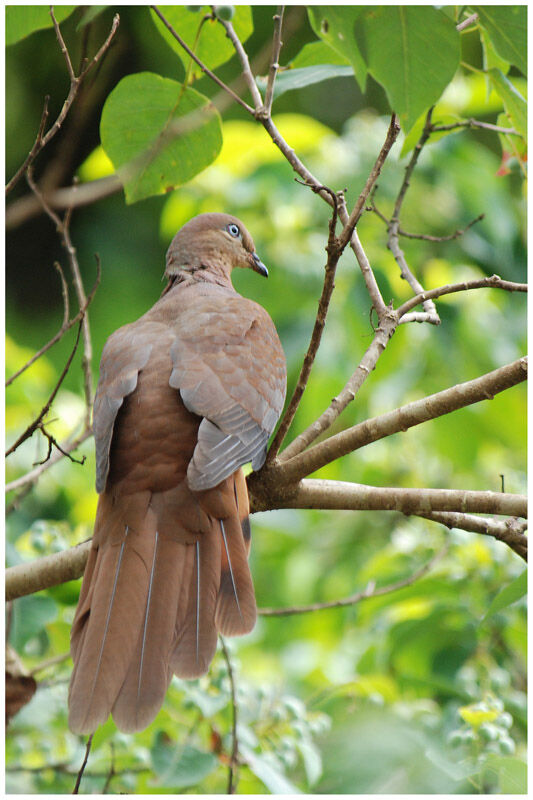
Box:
161;264;234;296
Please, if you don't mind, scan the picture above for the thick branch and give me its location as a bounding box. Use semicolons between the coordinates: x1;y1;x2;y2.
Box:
274;357;527;484
6;540;91;602
258;479;527;518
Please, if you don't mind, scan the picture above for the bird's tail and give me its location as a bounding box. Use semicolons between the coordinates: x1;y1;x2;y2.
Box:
68;470;255;734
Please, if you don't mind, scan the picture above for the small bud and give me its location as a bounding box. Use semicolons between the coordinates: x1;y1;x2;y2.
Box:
214;5;235;21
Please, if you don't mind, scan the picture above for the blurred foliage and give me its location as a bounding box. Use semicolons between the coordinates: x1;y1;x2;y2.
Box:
6;4;526;794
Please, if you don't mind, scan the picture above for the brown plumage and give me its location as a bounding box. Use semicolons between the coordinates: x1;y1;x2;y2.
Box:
68;213;286;734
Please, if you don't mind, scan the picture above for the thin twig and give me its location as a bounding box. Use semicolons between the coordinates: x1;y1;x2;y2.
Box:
259;545;448;615
30;652;70;676
73;734;93;794
267;191;340;461
6;257;100;387
150;6;255;114
339;198;387;317
220;638;239;795
398;213;485;242
264;7;285;115
5;11;119;195
397;275;527;318
101;743;116;794
456;12;479;32
432;118;521;137
217;17;264;111
337;114;401;251
388;108;439;319
5;322;83;458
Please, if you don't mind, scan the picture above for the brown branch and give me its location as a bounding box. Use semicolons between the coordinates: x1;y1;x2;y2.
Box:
398;213;485;242
5;322;83;458
388;108;439;319
267;192;340;461
5;540;91;602
432;119;521;137
6;427;92;495
26;170;95;425
456;12;479;32
273;357;527;485
217;17;264;111
220;638;239;794
5;11;119;195
6;257;100;387
418;512;527;561
259;545;448;615
73;734;94;794
273;306;399;463
150;5;255;114
264;7;284;115
337;114;401;251
339;202;387;317
397;275;527;319
260;479;527;518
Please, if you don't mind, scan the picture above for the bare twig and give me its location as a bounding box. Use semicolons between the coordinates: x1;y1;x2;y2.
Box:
5;11;119;195
73;734;94;794
388;108;439;319
457;12;479;32
5;428;92;495
30;652;70;676
6;257;100;387
264;7;285;115
101;743;116;794
5;96;50;195
150;6;255;114
418;512;527;561
220;638;239;794
397;275;527;318
259;545;448;615
5;322;83;458
339;200;387;317
273;357;527;484
432;119;521;137
26;169;95;424
398;213;485;242
267;190;340;461
338;114;401;251
217;17;264;110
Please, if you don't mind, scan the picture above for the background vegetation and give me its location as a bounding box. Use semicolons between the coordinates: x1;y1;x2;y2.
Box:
6;5;526;794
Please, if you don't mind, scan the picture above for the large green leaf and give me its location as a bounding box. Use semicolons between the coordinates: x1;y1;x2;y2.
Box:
307;6;367;90
360;6;460;133
256;65;354;101
488;69;527;137
291;40;350;69
474;6;527;76
150;5;253;78
6;5;75;45
100;72;223;204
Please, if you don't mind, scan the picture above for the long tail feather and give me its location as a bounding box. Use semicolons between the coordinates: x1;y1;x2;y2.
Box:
215;517;256;636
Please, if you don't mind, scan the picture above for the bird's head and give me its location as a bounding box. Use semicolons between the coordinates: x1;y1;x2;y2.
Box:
165;213;268;287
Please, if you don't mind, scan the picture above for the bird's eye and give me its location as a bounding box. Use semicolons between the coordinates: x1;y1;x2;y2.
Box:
227;223;240;238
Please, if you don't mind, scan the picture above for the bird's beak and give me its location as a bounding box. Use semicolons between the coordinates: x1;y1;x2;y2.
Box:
250;252;268;278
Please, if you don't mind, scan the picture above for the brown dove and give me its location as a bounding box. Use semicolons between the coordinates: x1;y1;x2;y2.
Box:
68;213;286;734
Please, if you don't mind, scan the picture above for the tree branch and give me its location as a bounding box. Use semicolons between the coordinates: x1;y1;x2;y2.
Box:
417;512;527;561
397;275;527;319
259;479;527;518
6;540;91;602
272;357;527;484
264;7;284;115
259;545;448;615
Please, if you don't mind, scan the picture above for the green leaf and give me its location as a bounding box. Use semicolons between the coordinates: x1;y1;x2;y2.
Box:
100;72;222;204
474;6;527;76
480;30;510;76
76;6;108;31
256;65;354;101
488;69;527;138
483;754;527;794
484;570;527;619
291;40;350;69
6;5;76;45
9;595;57;650
241;745;302;794
307;6;367;90
151;736;218;788
360;6;460;134
150;5;253;78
